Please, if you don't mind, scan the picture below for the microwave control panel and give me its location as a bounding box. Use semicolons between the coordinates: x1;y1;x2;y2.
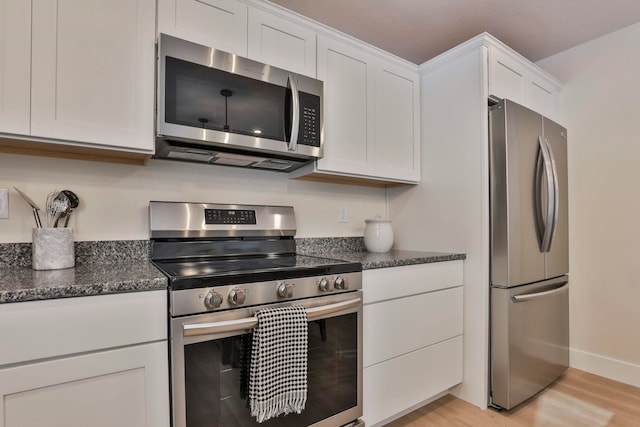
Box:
299;92;321;147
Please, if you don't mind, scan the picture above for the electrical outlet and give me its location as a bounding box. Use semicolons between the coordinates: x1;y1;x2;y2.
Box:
0;188;8;219
339;206;348;223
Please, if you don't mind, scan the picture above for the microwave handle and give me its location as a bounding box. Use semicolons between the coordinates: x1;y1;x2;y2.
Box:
287;74;300;151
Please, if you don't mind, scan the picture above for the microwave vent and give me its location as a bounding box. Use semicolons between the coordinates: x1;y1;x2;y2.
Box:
167;149;216;162
212;152;262;167
251;159;296;171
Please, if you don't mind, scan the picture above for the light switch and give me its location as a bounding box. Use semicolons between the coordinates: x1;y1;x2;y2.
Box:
339;206;348;223
0;188;8;219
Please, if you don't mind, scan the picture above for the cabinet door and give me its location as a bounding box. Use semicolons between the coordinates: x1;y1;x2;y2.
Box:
248;7;316;77
374;60;420;182
0;342;169;427
488;48;527;105
316;35;375;176
157;0;247;55
0;0;31;135
527;73;556;119
30;0;156;152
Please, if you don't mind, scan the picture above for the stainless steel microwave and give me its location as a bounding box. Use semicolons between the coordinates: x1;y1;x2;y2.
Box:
155;34;323;171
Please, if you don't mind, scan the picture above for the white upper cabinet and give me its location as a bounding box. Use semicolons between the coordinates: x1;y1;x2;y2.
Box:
157;0;248;56
316;34;375;177
295;34;420;185
30;0;156;152
0;0;31;135
248;7;316;77
374;59;420;182
488;44;562;120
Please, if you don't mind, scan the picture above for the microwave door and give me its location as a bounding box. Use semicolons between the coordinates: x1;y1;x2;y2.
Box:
156;34;323;164
163;56;292;152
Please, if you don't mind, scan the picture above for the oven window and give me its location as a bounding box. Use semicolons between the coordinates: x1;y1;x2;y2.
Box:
183;313;358;426
164;56;287;141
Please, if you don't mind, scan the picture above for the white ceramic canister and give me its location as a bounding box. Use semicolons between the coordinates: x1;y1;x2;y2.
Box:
32;227;75;270
364;216;394;253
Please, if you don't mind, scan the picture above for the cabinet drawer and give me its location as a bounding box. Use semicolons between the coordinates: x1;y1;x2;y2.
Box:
363;336;463;426
363;260;463;303
364;286;462;367
0;291;167;367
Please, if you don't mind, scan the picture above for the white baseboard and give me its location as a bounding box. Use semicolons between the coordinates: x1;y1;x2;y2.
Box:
570;348;640;388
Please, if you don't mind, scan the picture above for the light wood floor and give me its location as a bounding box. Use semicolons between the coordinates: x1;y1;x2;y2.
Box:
386;368;640;426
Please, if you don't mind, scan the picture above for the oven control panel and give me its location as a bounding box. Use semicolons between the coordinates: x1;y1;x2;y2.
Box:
170;271;362;316
204;208;257;225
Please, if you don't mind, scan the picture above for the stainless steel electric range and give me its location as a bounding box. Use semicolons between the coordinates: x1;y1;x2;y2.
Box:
149;201;364;427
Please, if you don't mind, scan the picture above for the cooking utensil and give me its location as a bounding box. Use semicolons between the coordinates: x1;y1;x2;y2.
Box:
61;190;79;227
13;187;42;228
46;191;70;228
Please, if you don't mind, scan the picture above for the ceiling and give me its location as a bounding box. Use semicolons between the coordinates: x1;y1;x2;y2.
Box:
268;0;640;64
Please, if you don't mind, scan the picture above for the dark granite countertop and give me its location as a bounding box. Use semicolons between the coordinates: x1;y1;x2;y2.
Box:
296;237;466;270
0;237;465;304
0;241;167;304
312;250;465;270
0;261;167;304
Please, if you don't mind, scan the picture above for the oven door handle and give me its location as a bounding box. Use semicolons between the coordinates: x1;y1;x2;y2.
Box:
182;297;362;337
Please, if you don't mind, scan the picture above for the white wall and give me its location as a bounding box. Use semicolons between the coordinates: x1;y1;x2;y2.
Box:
537;22;640;386
0;153;386;243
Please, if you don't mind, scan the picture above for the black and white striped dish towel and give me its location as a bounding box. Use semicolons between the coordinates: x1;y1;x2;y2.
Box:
249;305;308;423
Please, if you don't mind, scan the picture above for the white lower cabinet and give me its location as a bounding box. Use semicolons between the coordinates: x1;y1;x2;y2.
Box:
363;336;463;425
0;342;169;427
362;261;464;426
0;291;170;427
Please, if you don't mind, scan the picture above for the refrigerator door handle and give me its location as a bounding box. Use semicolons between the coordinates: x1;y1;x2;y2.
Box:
536;136;556;252
544;137;560;251
511;282;569;303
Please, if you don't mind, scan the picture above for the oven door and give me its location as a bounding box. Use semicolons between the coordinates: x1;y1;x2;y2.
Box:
170;291;363;427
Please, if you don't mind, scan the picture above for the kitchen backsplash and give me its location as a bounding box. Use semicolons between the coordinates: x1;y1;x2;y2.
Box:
0;240;150;268
296;237;365;254
0;238;365;268
1;154;387;243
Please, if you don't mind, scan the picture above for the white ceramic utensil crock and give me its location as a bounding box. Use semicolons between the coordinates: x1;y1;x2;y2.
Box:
364;216;394;253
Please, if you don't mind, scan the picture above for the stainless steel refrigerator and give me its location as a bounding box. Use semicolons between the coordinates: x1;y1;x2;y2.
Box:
489;98;569;410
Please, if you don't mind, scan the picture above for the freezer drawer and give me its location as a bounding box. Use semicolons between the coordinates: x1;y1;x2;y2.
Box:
490;276;569;409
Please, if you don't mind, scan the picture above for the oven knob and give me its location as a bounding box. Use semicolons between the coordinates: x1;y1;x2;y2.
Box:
204;290;222;309
228;288;246;305
334;276;347;290
318;278;331;292
277;282;294;298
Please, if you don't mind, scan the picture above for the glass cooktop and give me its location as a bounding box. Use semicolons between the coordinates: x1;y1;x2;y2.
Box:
153;254;362;291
